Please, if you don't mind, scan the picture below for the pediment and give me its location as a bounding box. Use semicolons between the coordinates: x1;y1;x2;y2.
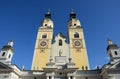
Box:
55;33;66;40
53;33;67;44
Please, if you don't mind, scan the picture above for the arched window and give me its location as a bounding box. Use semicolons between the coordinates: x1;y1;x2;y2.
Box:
114;51;118;55
9;54;11;58
74;32;79;38
59;39;62;46
2;52;5;56
45;24;47;26
74;23;76;26
42;34;47;38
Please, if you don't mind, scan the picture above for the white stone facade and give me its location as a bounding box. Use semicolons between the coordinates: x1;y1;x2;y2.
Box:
52;33;69;63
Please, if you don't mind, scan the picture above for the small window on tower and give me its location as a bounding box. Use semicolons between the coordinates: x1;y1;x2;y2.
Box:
74;23;76;26
115;51;118;55
2;52;5;56
9;54;11;58
42;34;47;38
59;39;62;46
45;24;47;26
74;32;79;38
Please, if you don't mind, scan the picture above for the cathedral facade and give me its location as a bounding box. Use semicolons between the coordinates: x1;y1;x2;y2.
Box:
32;11;89;70
0;11;120;79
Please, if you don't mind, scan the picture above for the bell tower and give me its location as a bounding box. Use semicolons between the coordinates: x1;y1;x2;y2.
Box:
107;39;120;64
0;40;14;65
68;11;89;70
32;11;54;70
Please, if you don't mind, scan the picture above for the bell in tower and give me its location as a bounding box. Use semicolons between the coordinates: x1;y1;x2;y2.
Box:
41;10;54;28
68;10;81;28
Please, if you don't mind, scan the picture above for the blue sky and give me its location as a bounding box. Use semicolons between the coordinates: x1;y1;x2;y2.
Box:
0;0;120;70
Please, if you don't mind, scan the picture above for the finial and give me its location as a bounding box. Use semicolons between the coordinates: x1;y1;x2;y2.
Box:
97;65;100;69
107;39;113;45
106;35;113;45
8;40;14;47
47;8;51;14
71;8;74;14
22;65;24;70
71;8;73;12
45;9;51;19
70;8;76;19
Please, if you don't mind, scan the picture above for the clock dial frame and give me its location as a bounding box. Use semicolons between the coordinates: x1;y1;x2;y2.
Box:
39;40;48;48
73;40;82;48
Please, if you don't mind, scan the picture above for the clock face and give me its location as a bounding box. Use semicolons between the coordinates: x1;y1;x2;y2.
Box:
40;41;47;46
40;40;48;48
74;41;81;46
73;40;82;48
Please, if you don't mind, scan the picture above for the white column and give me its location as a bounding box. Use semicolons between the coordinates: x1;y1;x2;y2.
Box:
47;76;49;79
73;76;76;79
68;76;70;79
51;76;54;79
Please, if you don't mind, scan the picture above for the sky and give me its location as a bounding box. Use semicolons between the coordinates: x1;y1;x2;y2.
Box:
0;0;120;70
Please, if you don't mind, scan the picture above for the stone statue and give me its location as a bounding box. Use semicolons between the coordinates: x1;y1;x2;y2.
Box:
59;49;62;56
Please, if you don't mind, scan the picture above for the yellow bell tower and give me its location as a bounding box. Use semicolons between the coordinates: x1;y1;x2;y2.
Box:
68;11;89;70
32;11;53;70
